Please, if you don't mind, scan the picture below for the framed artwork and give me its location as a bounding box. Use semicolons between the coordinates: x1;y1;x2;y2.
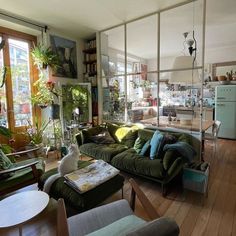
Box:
50;35;77;78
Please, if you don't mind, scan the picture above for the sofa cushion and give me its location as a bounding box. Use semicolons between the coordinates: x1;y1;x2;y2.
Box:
80;143;128;162
163;150;179;170
126;217;180;236
86;215;146;236
133;137;146;154
140;140;151;156
90;131;115;144
107;123;138;148
150;131;165;160
111;149;164;179
0;159;44;192
163;141;197;162
137;129;154;142
82;126;105;143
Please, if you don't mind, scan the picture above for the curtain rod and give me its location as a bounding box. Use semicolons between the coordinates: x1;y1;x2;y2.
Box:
0;10;48;32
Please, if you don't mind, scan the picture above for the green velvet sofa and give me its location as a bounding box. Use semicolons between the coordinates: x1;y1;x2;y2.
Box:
76;123;200;195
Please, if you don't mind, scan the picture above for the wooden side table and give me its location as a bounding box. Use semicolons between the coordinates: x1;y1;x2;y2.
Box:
0;191;49;235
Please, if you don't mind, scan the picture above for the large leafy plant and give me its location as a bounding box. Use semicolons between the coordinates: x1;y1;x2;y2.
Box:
31;77;55;107
31;43;59;70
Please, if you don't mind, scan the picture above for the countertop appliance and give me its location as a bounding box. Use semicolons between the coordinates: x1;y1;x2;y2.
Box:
215;85;236;139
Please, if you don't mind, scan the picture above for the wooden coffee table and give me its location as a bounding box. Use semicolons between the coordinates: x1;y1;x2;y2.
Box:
0;190;49;235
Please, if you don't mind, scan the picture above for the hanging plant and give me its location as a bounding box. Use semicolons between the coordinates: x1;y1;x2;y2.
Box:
31;73;54;108
31;43;59;70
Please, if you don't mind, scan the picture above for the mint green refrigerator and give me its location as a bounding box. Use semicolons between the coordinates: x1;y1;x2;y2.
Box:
215;85;236;139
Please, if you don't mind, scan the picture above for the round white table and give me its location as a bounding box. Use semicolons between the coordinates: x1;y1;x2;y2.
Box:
0;190;49;235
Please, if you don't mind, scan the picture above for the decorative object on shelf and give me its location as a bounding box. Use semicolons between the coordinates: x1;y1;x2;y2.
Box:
31;43;59;70
50;35;77;78
83;38;97;78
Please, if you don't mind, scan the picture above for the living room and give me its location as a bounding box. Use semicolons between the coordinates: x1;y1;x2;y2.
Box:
0;0;236;235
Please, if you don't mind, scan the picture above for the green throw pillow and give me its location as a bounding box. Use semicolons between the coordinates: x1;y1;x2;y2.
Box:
133;137;146;154
0;149;13;170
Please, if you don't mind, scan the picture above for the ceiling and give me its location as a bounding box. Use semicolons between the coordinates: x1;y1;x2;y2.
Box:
0;0;236;59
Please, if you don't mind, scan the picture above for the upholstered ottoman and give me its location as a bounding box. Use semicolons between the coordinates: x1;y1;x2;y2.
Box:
38;160;124;215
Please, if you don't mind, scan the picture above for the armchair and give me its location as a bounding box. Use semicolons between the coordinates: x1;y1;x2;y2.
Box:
57;178;179;236
0;147;45;196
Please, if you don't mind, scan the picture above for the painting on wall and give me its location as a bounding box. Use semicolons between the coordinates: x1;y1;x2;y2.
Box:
50;35;77;78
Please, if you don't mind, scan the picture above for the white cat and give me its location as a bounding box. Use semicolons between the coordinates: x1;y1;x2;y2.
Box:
43;144;80;194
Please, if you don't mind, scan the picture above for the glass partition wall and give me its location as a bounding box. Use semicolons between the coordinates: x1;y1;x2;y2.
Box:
99;0;206;158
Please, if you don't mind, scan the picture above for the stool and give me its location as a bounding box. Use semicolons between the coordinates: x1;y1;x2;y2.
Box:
38;160;124;215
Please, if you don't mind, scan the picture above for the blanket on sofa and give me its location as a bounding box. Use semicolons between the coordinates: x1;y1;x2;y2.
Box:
64;160;120;193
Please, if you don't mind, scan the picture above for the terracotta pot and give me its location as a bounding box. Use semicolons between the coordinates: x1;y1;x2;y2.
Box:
218;75;227;81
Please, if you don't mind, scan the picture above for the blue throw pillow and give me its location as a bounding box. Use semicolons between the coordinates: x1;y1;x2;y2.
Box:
150;130;164;160
140;140;151;156
163;141;196;162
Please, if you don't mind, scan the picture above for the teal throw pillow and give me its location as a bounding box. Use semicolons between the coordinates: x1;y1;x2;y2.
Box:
0;149;13;170
150;130;164;160
140;140;151;156
133;137;146;154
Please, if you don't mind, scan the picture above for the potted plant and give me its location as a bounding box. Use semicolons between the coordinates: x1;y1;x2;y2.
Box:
31;78;55;108
31;43;59;70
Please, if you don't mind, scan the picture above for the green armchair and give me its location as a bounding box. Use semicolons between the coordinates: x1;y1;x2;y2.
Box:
0;147;45;196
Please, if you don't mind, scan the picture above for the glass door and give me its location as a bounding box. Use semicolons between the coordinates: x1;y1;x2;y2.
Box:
9;38;33;127
0;31;37;149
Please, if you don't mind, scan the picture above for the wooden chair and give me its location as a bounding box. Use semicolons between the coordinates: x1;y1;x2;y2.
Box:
0;147;45;196
57;178;180;236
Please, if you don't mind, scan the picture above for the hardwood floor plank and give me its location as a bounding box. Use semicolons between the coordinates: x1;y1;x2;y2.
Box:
203;148;232;236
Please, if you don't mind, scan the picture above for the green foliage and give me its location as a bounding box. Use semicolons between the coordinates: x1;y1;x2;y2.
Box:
62;84;90;122
0;126;12;138
31;77;54;106
0;126;13;154
31;43;59;70
25;119;50;144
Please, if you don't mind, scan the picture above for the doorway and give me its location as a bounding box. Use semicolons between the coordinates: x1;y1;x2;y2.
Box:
0;27;38;149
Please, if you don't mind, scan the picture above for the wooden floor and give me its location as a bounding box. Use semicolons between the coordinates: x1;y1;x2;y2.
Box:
1;139;236;236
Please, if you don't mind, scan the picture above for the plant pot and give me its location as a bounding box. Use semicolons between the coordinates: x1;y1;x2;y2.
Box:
50;104;60;119
38;104;48;109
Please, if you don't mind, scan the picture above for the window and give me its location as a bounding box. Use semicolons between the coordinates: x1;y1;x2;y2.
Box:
0;27;38;149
